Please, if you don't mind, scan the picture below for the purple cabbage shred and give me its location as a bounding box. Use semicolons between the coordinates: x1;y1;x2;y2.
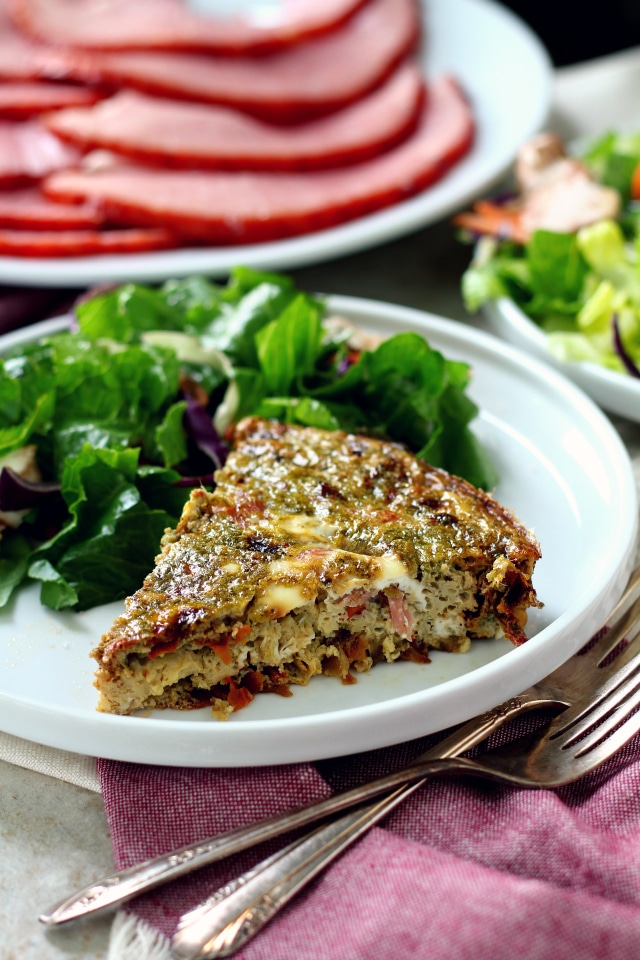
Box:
612;314;640;378
173;474;216;488
336;354;355;377
0;467;61;512
182;396;229;470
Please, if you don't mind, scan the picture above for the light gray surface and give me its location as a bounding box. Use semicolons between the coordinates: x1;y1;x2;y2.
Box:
291;218;472;321
0;761;112;960
2;51;640;960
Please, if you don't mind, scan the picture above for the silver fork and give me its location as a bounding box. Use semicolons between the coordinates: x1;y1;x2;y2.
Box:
172;592;640;960
40;566;640;927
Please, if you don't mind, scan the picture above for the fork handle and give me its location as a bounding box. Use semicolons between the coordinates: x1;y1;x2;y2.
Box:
170;694;546;957
173;752;508;960
171;780;431;960
174;738;532;960
40;692;541;926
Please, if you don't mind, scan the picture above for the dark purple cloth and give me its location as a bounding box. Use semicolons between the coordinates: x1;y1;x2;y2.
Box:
0;285;80;335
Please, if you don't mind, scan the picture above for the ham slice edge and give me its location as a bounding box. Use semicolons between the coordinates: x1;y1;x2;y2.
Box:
42;0;420;122
9;0;370;54
43;61;425;171
43;76;474;246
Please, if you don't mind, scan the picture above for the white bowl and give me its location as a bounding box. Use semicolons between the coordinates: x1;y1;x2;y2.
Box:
483;296;640;422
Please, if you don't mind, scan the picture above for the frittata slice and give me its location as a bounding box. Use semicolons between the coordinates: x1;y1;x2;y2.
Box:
92;417;541;717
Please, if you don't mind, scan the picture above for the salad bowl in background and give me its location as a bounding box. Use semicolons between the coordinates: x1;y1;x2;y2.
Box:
482;295;640;422
458;128;640;424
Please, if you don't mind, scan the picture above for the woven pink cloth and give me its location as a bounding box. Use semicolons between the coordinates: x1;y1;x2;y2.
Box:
97;722;640;960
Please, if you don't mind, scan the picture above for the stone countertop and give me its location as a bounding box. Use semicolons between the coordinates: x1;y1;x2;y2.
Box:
0;761;113;959
2;50;640;960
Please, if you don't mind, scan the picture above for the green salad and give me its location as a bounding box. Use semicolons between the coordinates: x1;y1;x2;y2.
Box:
460;130;640;376
0;267;496;613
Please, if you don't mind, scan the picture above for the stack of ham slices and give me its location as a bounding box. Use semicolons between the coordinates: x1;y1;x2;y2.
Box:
0;0;475;257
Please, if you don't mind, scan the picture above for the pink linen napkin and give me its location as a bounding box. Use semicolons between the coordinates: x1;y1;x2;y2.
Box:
97;720;640;960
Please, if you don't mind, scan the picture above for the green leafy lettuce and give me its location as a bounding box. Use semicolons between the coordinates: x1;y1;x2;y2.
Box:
460;130;640;374
0;267;496;612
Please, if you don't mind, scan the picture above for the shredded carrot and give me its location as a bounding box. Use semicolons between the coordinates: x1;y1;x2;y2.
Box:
473;200;521;221
452;209;528;244
346;603;367;618
226;678;253;711
206;636;233;664
148;639;180;660
376;509;399;523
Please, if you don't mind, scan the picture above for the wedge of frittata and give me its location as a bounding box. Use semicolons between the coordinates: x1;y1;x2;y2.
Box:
92;417;541;717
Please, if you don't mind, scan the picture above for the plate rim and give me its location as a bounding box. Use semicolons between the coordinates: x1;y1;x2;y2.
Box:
483;295;640;422
0;0;553;287
0;295;636;765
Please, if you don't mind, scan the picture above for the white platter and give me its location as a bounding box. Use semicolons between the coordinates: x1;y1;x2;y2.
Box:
483;296;640;423
0;0;552;287
0;297;636;766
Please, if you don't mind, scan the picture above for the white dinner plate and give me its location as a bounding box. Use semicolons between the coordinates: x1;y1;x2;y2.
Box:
0;0;552;287
483;297;640;423
0;297;636;766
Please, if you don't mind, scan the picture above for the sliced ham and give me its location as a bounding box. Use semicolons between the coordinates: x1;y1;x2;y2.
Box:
0;187;104;228
0;225;175;256
387;594;414;639
0;81;104;119
44;62;424;171
0;120;80;187
9;0;369;54
50;0;420;122
43;75;473;246
0;0;44;80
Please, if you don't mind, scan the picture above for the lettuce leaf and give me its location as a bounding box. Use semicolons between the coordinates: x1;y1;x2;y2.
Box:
27;446;184;610
460;130;640;375
0;266;496;611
